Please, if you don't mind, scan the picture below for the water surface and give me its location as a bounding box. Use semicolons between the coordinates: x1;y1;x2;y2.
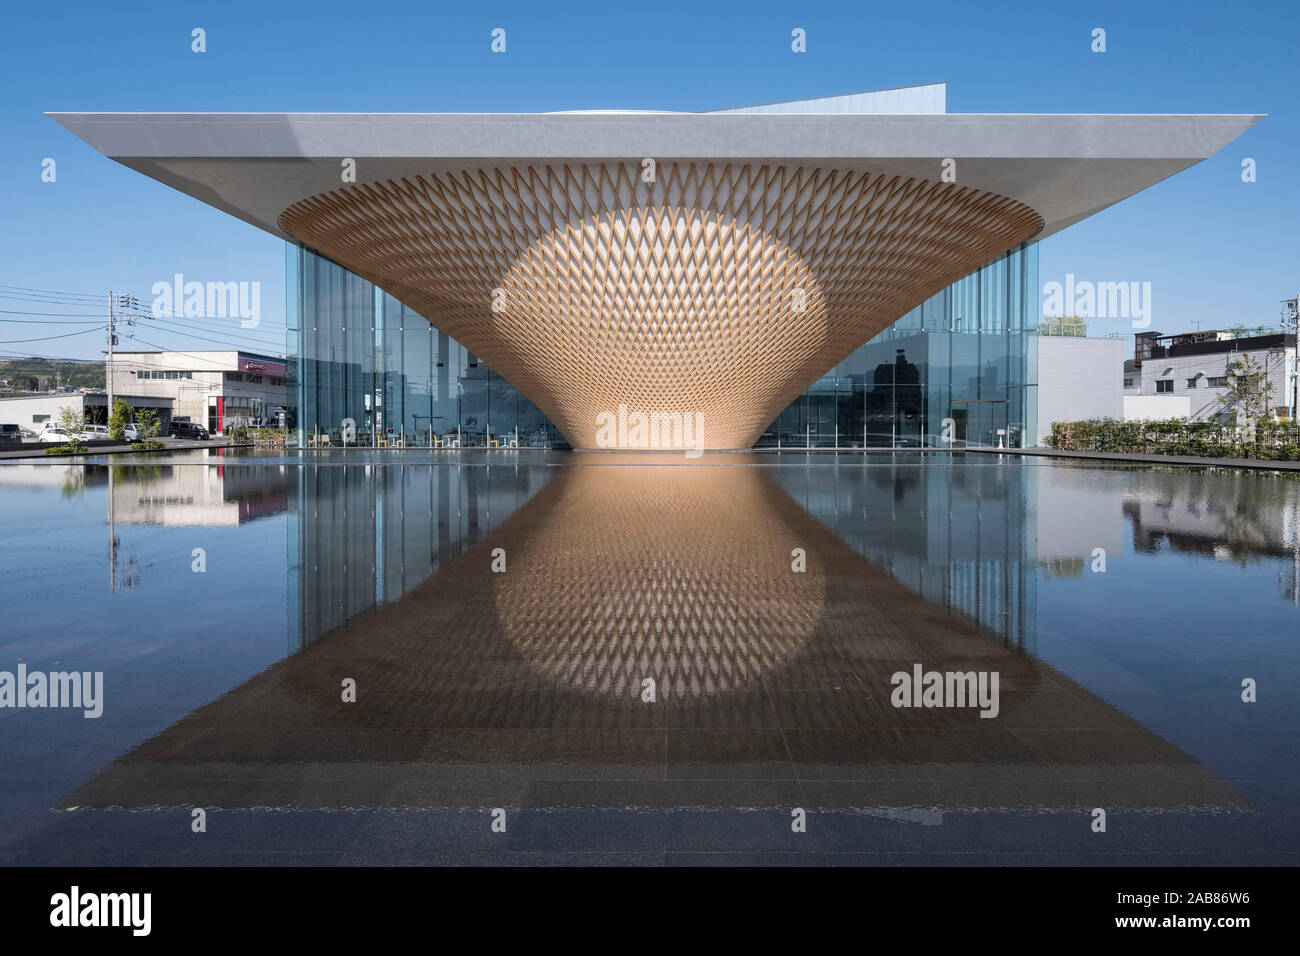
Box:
0;450;1295;864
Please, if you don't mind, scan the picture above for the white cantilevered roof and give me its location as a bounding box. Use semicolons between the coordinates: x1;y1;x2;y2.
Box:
48;90;1262;243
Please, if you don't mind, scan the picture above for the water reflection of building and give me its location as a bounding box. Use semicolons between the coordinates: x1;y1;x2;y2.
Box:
290;455;1042;654
1123;470;1299;560
0;462;289;524
772;454;1038;651
110;465;289;526
289;461;556;651
0;463;93;490
1029;463;1126;578
67;457;1243;815
1121;469;1300;604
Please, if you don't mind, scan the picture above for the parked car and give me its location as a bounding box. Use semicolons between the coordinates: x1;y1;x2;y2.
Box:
0;423;23;444
124;422;145;441
82;424;109;440
167;420;210;440
37;424;73;443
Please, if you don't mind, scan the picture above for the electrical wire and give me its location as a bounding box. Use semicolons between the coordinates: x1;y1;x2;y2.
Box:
0;283;105;299
0;327;103;345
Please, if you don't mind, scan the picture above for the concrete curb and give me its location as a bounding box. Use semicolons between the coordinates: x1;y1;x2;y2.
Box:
0;440;239;461
960;445;1300;472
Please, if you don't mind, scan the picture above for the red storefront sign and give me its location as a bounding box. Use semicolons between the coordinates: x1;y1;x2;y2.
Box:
238;356;286;377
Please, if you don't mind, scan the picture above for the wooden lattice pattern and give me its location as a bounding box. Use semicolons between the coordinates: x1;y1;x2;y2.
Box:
280;163;1043;448
492;463;826;701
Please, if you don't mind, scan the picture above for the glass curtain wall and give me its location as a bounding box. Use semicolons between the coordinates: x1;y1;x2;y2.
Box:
288;244;563;448
758;242;1039;448
290;241;1038;449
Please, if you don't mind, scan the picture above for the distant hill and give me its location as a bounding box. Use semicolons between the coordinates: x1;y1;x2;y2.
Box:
0;357;106;391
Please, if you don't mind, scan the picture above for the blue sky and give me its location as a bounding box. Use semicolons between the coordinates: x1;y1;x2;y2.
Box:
1;0;1295;361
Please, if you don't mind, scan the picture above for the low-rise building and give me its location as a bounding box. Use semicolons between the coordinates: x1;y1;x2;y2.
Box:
0;391;170;435
111;350;290;434
1034;332;1126;445
1123;330;1296;422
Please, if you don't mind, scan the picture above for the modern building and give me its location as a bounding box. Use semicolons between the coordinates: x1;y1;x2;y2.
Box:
1034;331;1126;445
111;349;291;434
1123;330;1297;422
50;85;1261;449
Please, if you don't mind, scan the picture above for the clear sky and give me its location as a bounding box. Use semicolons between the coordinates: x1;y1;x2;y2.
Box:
1;0;1295;361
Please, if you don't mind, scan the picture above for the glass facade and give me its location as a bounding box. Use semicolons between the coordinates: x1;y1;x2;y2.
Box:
289;241;1038;448
759;242;1039;448
288;244;562;449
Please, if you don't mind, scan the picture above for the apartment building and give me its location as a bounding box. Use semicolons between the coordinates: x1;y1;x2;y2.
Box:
1123;330;1297;421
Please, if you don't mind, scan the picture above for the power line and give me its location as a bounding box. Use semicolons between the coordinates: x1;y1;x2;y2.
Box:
126;322;286;354
0;289;103;301
124;333;286;369
0;326;103;345
0;348;95;361
0;316;120;325
0;297;102;310
0;282;290;366
0;283;105;299
0;308;113;318
141;313;288;345
135;302;285;325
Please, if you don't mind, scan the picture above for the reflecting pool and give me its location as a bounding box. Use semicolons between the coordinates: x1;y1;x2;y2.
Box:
0;450;1296;864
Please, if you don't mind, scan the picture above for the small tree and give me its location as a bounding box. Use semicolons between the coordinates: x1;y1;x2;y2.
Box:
136;407;161;442
108;397;130;441
58;404;87;444
1217;355;1272;424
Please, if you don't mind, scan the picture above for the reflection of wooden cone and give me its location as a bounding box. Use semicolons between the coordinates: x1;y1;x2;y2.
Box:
494;463;826;701
281;163;1041;449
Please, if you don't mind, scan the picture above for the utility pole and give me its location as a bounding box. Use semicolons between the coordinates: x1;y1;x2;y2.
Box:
105;292;138;425
1283;295;1299;420
106;290;114;418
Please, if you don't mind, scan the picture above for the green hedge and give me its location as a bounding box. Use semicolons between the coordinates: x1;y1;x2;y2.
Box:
225;428;289;446
1046;417;1300;461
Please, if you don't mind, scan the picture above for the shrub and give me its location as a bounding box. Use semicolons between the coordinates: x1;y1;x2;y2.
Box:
1045;417;1300;461
108;397;130;441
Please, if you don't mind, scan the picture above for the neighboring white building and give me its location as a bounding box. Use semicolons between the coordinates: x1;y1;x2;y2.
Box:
1123;330;1296;422
111;350;290;434
1122;393;1191;420
1035;334;1126;445
0;391;170;434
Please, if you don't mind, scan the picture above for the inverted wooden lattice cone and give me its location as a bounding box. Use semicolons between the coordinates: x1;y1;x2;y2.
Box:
281;163;1043;448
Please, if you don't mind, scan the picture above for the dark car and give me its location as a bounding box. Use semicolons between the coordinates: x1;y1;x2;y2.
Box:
167;420;210;440
0;423;23;445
